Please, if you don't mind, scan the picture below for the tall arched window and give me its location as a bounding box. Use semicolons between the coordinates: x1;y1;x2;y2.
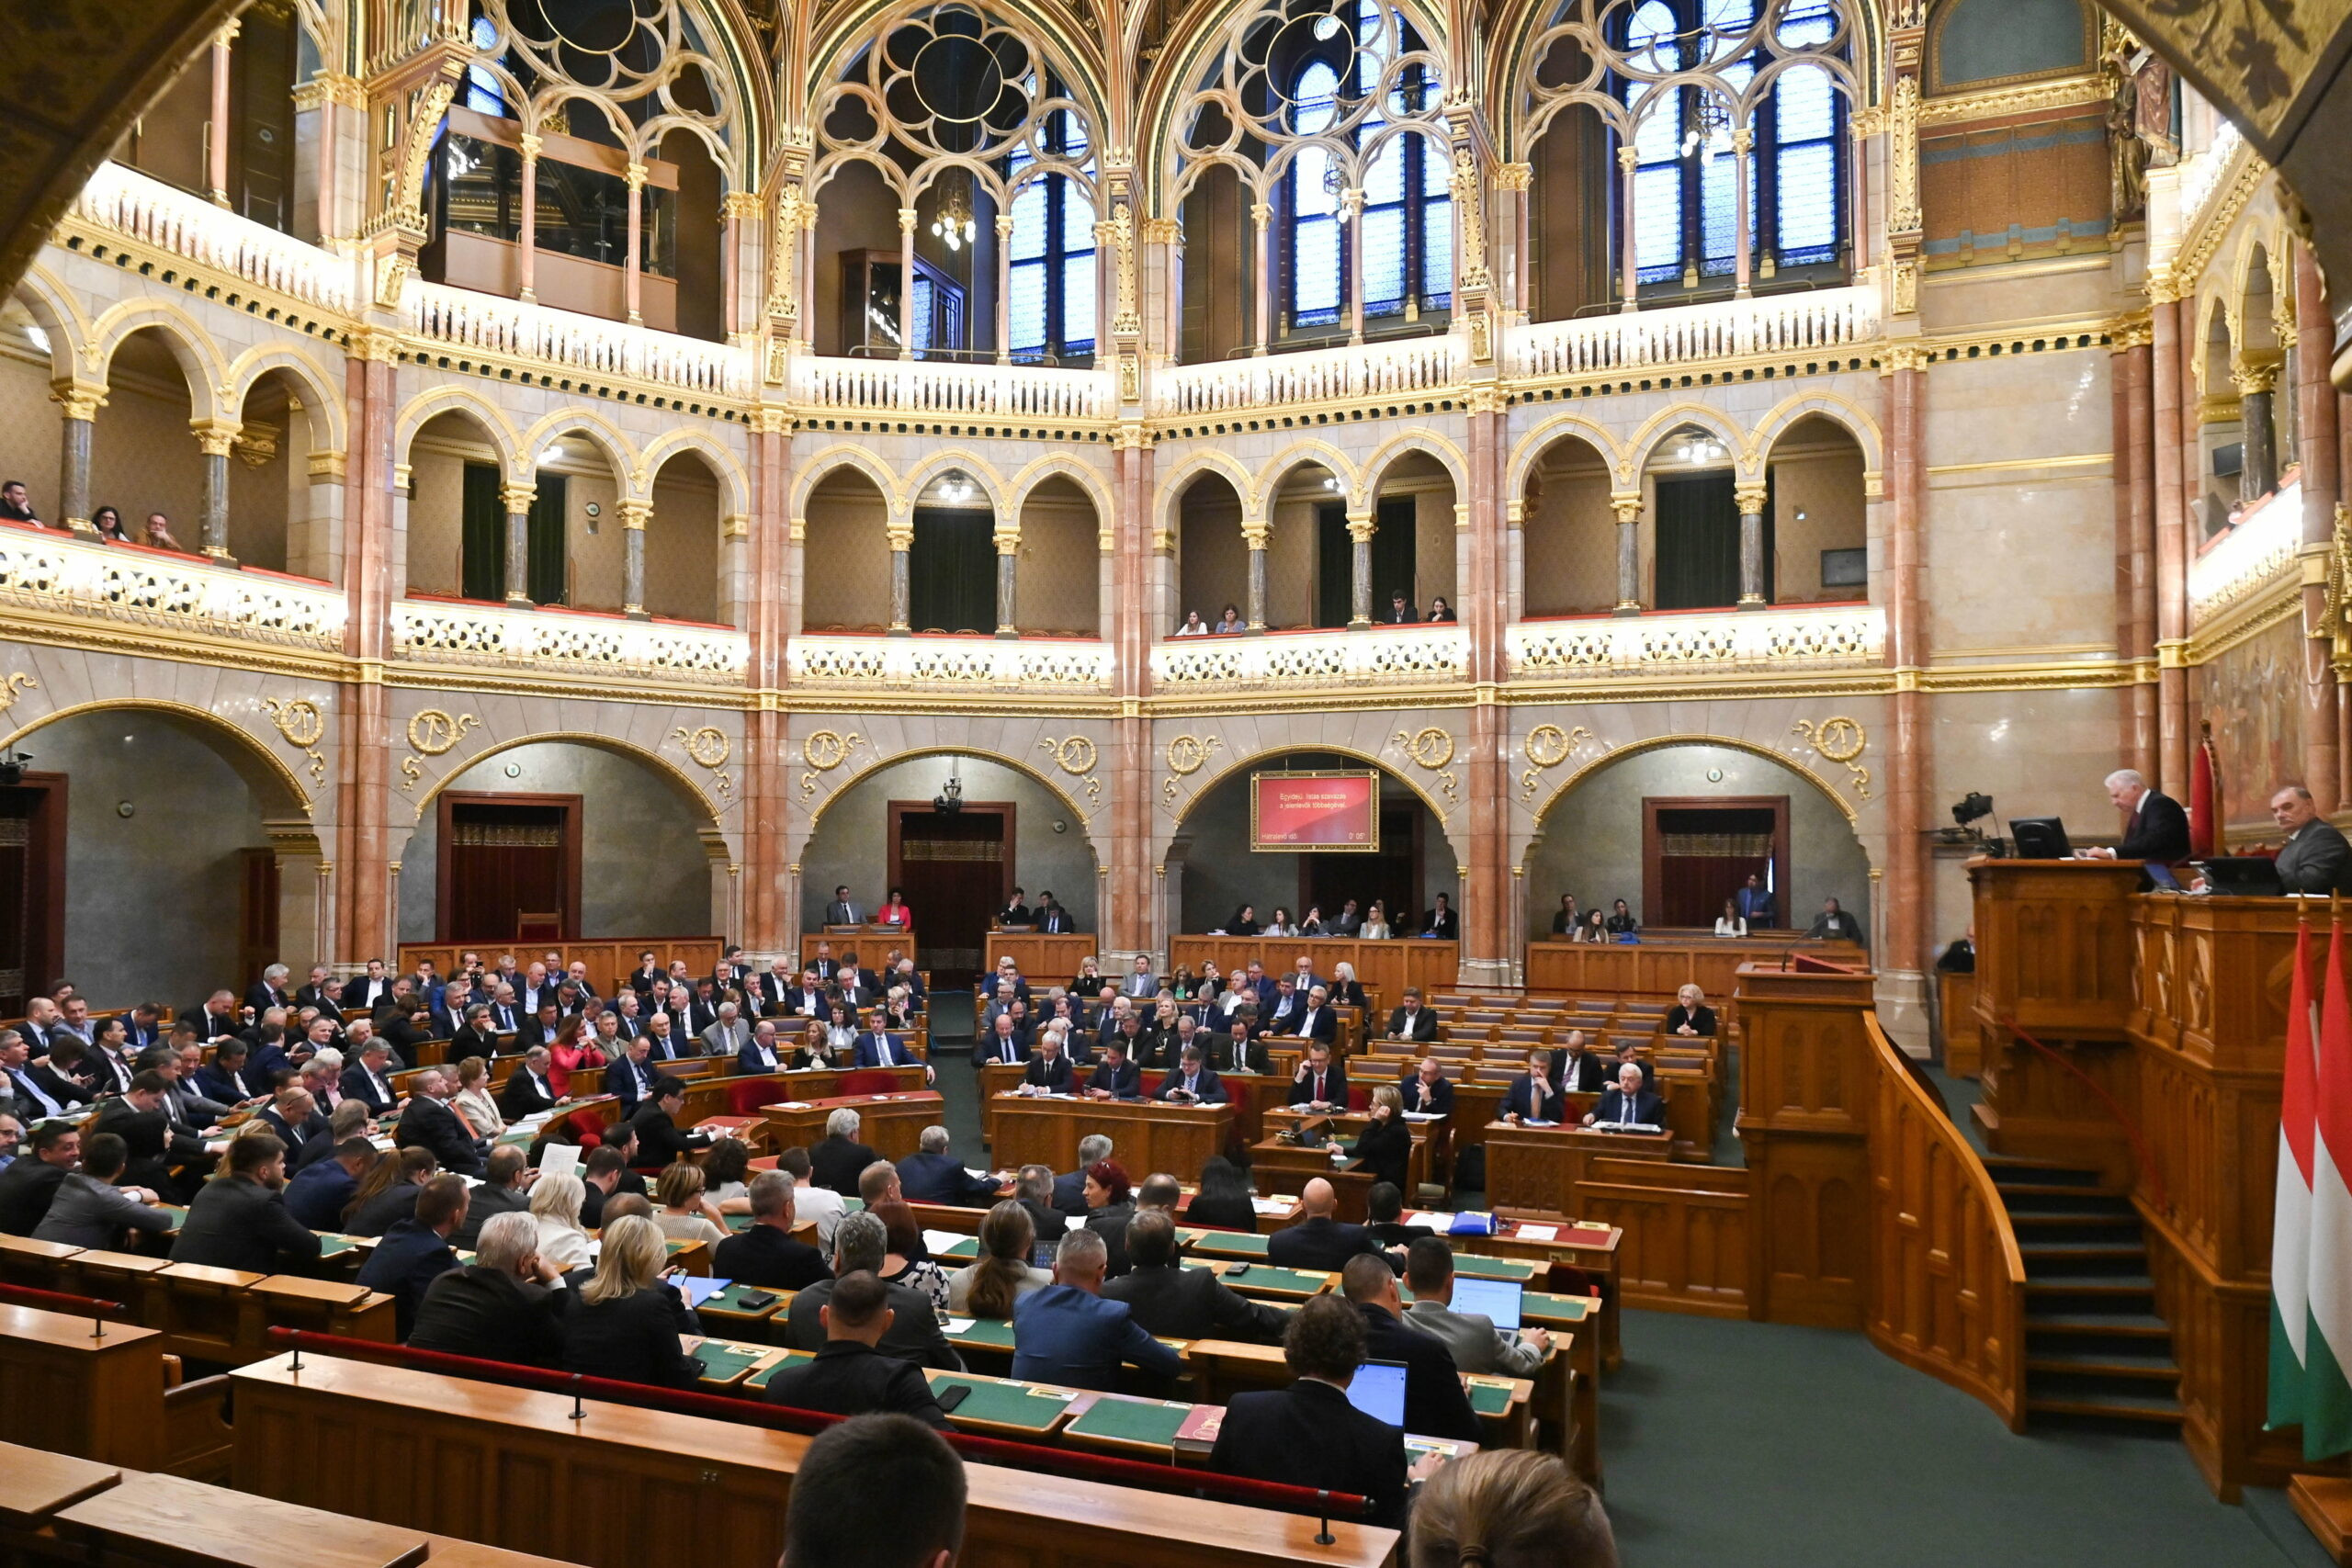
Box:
1280;0;1450;333
1617;0;1844;289
1007;104;1097;361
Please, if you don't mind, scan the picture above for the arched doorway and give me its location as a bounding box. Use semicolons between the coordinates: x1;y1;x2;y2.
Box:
1522;740;1869;940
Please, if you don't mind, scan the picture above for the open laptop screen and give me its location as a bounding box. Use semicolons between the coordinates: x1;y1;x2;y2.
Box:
1451;1277;1524;1330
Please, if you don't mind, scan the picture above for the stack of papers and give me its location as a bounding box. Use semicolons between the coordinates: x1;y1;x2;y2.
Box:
1515;1224;1559;1242
1406;1211;1459;1231
922;1229;969;1257
1250;1196;1294;1213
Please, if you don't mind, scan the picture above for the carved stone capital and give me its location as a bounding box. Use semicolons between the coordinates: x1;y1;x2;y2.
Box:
617;501;653;530
499;484;538;514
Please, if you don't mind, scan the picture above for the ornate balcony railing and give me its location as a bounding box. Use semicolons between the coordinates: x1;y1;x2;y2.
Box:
788;633;1115;692
404;283;749;398
2188;478;2301;627
1150;334;1464;417
792;356;1114;422
1507;285;1879;381
1508;603;1883;676
1149;623;1468;690
2175;120;2246;232
0;525;347;649
72;161;356;313
393;597;746;684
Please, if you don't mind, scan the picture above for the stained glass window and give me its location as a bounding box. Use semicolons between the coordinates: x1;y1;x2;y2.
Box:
1006;104;1097;360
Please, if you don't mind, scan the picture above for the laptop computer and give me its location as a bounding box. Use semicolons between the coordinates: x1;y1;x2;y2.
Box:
1345;1359;1408;1427
1451;1276;1524;1331
2194;857;2286;897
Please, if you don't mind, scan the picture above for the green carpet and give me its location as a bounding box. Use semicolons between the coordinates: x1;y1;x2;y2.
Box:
1604;1310;2335;1568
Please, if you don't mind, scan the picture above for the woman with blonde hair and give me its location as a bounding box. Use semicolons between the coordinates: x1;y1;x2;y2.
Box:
450;1055;504;1135
652;1161;728;1246
1361;901;1392;940
528;1170;592;1272
1350;1082;1411;1192
1408;1450;1617;1568
947;1200;1050;1317
792;1018;835;1069
562;1214;705;1388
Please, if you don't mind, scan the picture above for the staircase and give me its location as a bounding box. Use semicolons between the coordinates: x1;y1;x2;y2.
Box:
1985;1156;2184;1430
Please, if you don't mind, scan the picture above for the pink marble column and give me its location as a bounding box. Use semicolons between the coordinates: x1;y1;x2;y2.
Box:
741;413;793;954
1464;395;1510;982
335;344;398;962
1885;356;1928;978
2114;333;2157;779
2298;243;2342;810
1109;434;1155;959
2151;293;2189;795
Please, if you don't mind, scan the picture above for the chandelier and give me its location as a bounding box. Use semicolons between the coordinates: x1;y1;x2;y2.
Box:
1680;96;1731;161
931;181;978;252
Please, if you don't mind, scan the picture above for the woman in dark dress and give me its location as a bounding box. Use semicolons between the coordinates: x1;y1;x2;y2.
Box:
1665;984;1718;1039
1350;1086;1412;1194
561;1214;705;1388
1550;894;1580;935
1188;1156;1259;1233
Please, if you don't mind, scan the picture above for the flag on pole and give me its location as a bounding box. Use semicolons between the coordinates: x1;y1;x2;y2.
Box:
2307;901;2352;1458
2267;908;2317;1433
2189;720;2221;858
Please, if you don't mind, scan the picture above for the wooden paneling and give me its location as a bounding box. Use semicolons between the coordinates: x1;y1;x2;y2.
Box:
1736;963;1874;1329
990;1095;1232;1179
0;1304;167;1472
1169;938;1458;1004
1523;936;1866;1015
982;933;1101;987
1571;1159;1751;1317
1939;970;1979;1076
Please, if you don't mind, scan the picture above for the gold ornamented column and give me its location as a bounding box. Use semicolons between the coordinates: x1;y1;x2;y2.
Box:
618;499;650;618
193;419;242;562
51;382;104;538
1347;510;1375;627
335;330;402;966
887;503;914;634
500;481;536;605
1884;342;1931;1003
1611;493;1643;613
517;134;541;302
1736;479;1770;606
1242;515;1271;631
2149;263;2190;794
741;404;794;956
1111;423;1156;963
993;518;1021;638
2296;242;2343;811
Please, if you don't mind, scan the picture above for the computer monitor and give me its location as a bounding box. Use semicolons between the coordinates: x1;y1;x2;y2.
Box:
2008;817;2073;859
2195;857;2286;897
1452;1277;1524;1330
1345;1360;1409;1427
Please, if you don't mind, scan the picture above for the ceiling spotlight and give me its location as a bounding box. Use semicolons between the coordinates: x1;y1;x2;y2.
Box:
933;470;976;505
22;324;49;355
1322;475;1341;491
537;443;566;468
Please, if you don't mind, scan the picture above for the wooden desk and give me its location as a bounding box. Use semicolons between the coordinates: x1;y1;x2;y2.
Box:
0;1441;119;1528
976;1061;1027;1146
800;929;917;968
1260;1107;1435;1196
393;940;724;1001
231;1355;1398;1568
1170;938;1458;1009
675;1067;928;1132
1523;935;1866;1014
0;1303;166;1471
1182;1338;1534;1450
57;1469;431;1568
1483;1122;1671;1213
990;1094;1233;1180
757;1091;943;1161
983;932;1099;987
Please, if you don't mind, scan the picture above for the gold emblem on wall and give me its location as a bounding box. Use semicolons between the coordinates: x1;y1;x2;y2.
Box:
1390;726;1459;807
263;697;328;784
673;725;734;801
1038;735;1102;807
0;671;35;717
1792;716;1871;801
1161;733;1223;808
798;728;865;802
1518;724;1593;803
400;708;480;792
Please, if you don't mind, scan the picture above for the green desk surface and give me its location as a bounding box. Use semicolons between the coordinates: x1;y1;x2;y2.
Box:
1455;1255;1538;1281
947;1317;1017;1352
938;1236;979;1261
726;1214;755;1232
1213;1265;1329;1298
1186;1229;1269;1257
927;1373;1075;1432
1522;1290;1595;1324
1467;1381;1514;1417
699;1284;784;1318
1063;1397;1193;1449
695;1340;775;1386
161;1207;187;1233
315;1235;356;1258
742;1350;813;1391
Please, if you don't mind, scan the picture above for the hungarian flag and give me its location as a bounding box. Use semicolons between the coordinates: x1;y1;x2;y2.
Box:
2267;914;2318;1433
2270;905;2352;1459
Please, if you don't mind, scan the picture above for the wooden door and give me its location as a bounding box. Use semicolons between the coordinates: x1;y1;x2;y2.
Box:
1642;796;1790;930
437;793;582;942
890;805;1011;990
236;848;280;997
0;775;65;1016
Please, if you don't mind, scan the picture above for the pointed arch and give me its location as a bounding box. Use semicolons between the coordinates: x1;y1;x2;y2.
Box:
0;698;315;825
1750;390;1884;473
791;445;904;521
405;729;724;829
225;344;349;455
1521;730;1862;836
1626;401;1759;480
1255;438;1363;513
519;410;642;494
394;385;526;474
1166;739;1460;844
1362;428;1469;498
642;428;752;518
902;447;1013;518
1508;411;1631;498
1155;448;1257;540
796;743;1104;859
9;265;88;382
88;302;228;422
1009;453;1116;518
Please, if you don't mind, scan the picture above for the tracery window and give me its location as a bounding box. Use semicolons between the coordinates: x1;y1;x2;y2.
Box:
1007;103;1098;360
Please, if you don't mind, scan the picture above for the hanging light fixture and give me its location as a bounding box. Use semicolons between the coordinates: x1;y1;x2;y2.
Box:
1679;96;1731;161
930;180;978;253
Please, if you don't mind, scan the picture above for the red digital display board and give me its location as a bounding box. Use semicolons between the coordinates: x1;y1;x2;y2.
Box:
1251;770;1379;852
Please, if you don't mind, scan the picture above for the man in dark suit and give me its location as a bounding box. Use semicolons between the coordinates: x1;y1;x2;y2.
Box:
1340;1254;1481;1442
809;1109;885;1197
764;1269;948;1426
626;1077;712;1170
244;965;295;1017
341;1040;401;1116
1804;897;1865;944
1012;1228;1182;1392
627;953;663;998
853;1017;928;1080
737;1021;787;1076
497;1048;560;1120
2272;784;2352;893
1384;988;1440;1044
1289;985;1340;1046
2078;766;2192;863
1154;1043;1227;1105
514;1001;563;1052
1584;1063;1665;1129
1;1032;89;1120
1503;1052;1570;1123
356;1173;468;1338
1550;1030;1609;1094
395;1068;489;1178
1034;894;1073;935
1420;893;1459;939
1286;1040;1349;1111
254;1087;327;1161
451;1147;536;1249
602;1038;657;1114
997;888;1034;927
1398;1056;1454;1116
169;1134;323;1274
1022;1034;1075;1093
715;1173;833;1289
0;1122;81;1235
1735;872;1779;928
1207;1294;1419;1529
895;1126;1001;1206
343;961;395;1011
753;961;796;1017
1051;1136;1112;1216
822;886;865;926
1082;1036;1144;1101
295;967;343;1014
1269;1178;1392;1273
191;991;243;1043
191;1038;261;1108
783;1213;960;1369
407;1210;571;1369
833;953;881;1007
1262;976;1306;1033
1104;1212;1281;1341
93;1073;209;1197
1214;1015;1272;1076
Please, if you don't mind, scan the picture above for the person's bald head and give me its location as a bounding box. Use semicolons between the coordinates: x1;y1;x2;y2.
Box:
1300;1177;1337;1218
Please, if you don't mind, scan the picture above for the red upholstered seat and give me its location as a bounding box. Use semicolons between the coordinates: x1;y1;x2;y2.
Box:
1347;1085;1371;1112
564;1109;605;1150
728;1078;778;1115
836;1069;896;1099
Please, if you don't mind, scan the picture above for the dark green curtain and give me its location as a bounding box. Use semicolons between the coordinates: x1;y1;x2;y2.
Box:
1316;503;1350;627
528;474;568;606
1372;494;1417;609
1653;472;1739;610
460;462;503;601
910;506;995;632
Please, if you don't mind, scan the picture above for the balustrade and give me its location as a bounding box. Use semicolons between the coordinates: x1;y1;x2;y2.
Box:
1508;604;1883;676
786;632;1115;692
1150;334;1464;417
791;356;1113;422
71;162;356;313
1507;285;1878;381
1148;623;1467;690
393;597;746;683
0;525;346;649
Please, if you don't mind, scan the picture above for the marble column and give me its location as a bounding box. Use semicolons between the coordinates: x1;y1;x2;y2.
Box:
500;482;535;604
1243;518;1270;630
1109;430;1156;962
1611;495;1642;613
2235;358;2279;500
196;423;238;561
517;135;540;302
1344;189;1365;345
1251;202;1273;355
1735;479;1769;607
1617;145;1640;311
1347;511;1374;626
624;162;647;325
994;213;1015;363
619;499;650;618
2116;330;2158;781
53;385;102;536
335;333;401;965
887;511;912;633
1730;129;1754;299
741;408;793;956
994;522;1020;637
2151;287;2189;795
2298;243;2344;810
1885;350;1929;986
897;208;919;359
1463;389;1510;987
208;21;236;209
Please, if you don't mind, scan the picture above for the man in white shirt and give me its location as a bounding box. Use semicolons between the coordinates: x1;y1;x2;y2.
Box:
779;1145;847;1252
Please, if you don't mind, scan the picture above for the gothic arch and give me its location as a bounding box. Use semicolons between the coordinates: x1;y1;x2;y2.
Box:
1507;411;1631;497
1;697;316;829
642;428;752;519
1626;401;1760;481
1750;390;1884;473
792;445;904;520
88;303;227;423
394;386;526;475
1521;731;1863;839
225;344;350;456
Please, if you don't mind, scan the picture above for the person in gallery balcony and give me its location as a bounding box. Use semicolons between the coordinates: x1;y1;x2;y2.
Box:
1385;590;1419;624
1360;901;1393;940
144;512;188;551
91;505;129;542
1714;897;1748;938
1215;604;1245;633
0;479;39;525
1427;596;1456;622
1605;899;1639;936
1173;609;1211;637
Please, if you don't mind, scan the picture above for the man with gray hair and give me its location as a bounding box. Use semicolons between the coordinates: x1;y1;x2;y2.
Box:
810;1106;881;1196
2272;783;2352;893
245;964;294;1016
406;1209;570;1368
700;998;748;1059
1014;1164;1066;1254
1012;1227;1183;1391
1052;1134;1112;1215
714;1170;831;1288
2078;766;2189;863
785;1211;960;1369
897;1124;1003;1206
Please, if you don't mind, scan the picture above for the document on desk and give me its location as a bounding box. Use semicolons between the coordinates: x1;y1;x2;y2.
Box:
676;1276;734;1309
944;1317;976;1335
1515;1224;1559;1242
1403;1111;1446;1123
539;1143;582;1178
922;1228;970;1257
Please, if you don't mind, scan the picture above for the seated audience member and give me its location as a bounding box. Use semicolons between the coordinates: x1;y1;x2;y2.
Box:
1713;897;1747;938
340;1041;401;1116
785;1212;961;1370
93;1070;208;1197
809;1107;883;1195
498;1047;560;1120
0;1122;81;1235
345;1145;438;1236
1385;987;1439;1043
1010;1165;1064;1258
171;1134;324;1272
869;1197;950;1307
700;1137;755;1213
737;1020;786;1076
947;1201;1050;1317
453;1145;536;1249
529;1171;594;1274
777;1145;847;1253
1365;1182;1433;1249
1187;1156;1260;1233
1605;898;1638;935
1155;1042;1226;1105
1351;1084;1413;1192
897;1125;1001;1206
395;1069;488;1177
1409;1450;1619;1568
1287;1039;1350;1111
1552;1030;1607;1094
1082;1035;1144;1100
1010;1228;1182;1392
1583;1063;1665;1128
2273;784;2352;894
31;1133;169;1249
763;1269;950;1428
1342;1253;1481;1442
1399;1055;1454;1115
1666;984;1718;1039
285;1139;376;1230
1215;1012;1272;1075
357;1172;469;1338
192;1038;261;1105
1104;1210;1282;1342
652;1161;729;1247
1270;1176;1390;1272
1806;897;1863;942
1421;893;1459;939
1502;1050;1569;1125
627;1076;713;1170
713;1171;831;1289
1051;1134;1112;1215
408;1210;571;1369
1080;1159;1137;1277
1209;1294;1426;1529
450;1055;506;1134
603;1038;658;1112
561;1213;706;1388
782;1414;967;1568
1402;1235;1549;1377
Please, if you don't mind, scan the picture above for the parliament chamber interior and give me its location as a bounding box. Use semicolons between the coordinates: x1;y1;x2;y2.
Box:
4;0;2352;1562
